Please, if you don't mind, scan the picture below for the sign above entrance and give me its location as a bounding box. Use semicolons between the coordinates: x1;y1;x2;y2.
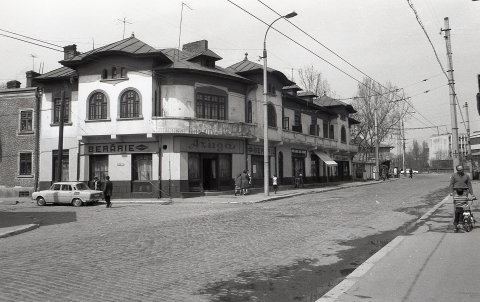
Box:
333;155;350;161
247;144;274;157
82;142;159;155
174;137;244;154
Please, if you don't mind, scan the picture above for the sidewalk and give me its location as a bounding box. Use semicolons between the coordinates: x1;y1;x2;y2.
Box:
0;178;394;238
319;190;480;302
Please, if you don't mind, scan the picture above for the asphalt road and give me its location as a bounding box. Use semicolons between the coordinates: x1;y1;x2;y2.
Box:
0;174;451;302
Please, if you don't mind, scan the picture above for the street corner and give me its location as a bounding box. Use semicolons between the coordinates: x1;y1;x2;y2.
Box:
0;223;39;239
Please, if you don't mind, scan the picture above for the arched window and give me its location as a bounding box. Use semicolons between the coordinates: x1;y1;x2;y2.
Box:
111;67;117;79
101;69;108;79
120;89;141;118
341;126;347;143
120;67;126;78
267;103;276;127
88;92;108;120
247;100;252;123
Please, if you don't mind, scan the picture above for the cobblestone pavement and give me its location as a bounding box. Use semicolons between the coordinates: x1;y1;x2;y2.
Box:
0;174;451;302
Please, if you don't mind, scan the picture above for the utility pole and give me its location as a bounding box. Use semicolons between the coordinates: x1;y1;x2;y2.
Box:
442;17;460;170
464;102;473;174
374;107;379;180
56;91;66;182
402;119;406;176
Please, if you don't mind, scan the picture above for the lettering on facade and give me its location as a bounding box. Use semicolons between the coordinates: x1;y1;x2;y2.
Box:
247;145;274;156
175;137;244;154
333;155;350;161
83;142;157;155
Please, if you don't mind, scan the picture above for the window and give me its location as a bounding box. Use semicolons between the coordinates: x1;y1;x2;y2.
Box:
341;126;347;143
153;90;162;117
19;152;32;176
53;98;70;124
88;92;108;120
120;67;126;78
120;90;141;118
102;69;108;79
132;154;152;181
283;116;290;130
90;155;108;180
51;183;61;190
294;111;301;126
268;84;276;95
323;120;329;138
267;103;276;127
61;185;72;191
112;67;117;79
196;92;227;120
132;154;152;192
52;150;69;181
329;124;335;139
247;100;252;123
20;110;33;132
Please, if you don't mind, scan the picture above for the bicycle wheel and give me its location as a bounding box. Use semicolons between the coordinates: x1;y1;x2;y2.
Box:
464;218;472;232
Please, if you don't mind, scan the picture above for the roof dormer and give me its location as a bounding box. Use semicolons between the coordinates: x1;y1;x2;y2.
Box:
182;40;222;68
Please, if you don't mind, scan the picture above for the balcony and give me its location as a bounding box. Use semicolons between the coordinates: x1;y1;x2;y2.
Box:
151;117;257;138
281;129;358;153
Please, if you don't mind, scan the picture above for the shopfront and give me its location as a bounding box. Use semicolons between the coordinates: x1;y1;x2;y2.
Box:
247;144;274;187
174;137;244;192
334;155;351;180
292;148;307;179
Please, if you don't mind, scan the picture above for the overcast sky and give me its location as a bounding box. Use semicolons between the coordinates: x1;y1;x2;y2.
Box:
2;0;480;147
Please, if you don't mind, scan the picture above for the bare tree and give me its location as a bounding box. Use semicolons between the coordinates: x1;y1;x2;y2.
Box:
297;65;334;97
0;82;6;89
351;77;409;162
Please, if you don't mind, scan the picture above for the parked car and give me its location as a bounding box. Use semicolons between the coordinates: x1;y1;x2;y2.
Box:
32;182;103;207
400;169;419;174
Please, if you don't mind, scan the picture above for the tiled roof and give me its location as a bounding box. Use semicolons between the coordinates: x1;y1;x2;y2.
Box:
227;59;275;73
315;95;356;113
283;84;302;91
35;66;76;80
157;49;252;82
61;36;170;66
186;49;222;61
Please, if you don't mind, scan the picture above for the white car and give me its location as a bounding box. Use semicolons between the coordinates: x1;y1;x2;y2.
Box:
400;169;418;174
32;182;103;207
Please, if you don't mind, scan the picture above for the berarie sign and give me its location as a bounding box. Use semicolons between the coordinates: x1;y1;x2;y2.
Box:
82;142;159;155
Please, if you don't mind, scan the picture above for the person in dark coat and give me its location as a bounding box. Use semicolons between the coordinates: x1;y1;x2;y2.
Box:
234;173;242;196
240;170;249;195
103;176;113;208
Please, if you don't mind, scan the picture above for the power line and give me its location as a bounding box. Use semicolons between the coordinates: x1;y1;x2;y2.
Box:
0;28;63;48
0;33;63;52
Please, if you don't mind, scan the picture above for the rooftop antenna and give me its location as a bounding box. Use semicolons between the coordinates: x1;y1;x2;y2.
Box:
177;2;193;61
30;54;37;71
118;17;132;39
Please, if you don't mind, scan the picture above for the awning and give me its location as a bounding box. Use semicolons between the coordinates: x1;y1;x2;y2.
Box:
312;150;337;166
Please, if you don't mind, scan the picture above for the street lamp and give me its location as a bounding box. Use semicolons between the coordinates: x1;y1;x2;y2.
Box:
262;11;297;196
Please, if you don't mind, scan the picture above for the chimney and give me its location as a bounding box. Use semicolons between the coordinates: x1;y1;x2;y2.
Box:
26;70;40;88
6;80;21;89
182;40;208;54
63;44;78;60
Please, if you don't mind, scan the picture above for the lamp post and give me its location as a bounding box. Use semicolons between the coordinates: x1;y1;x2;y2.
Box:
262;11;297;196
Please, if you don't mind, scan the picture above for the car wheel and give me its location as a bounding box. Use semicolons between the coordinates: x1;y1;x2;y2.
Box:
72;198;83;207
36;197;46;206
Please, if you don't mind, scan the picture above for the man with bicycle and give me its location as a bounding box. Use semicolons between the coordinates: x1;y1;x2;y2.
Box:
450;165;475;231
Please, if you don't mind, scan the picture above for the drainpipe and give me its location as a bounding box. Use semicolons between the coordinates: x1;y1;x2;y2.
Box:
34;88;43;191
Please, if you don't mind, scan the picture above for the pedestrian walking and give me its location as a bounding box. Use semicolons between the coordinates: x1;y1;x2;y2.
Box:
103;176;113;208
272;175;278;194
409;169;413;179
234;173;242;196
241;170;249;195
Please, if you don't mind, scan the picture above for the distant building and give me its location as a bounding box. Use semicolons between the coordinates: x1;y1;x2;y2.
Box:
429;133;469;171
0;76;41;197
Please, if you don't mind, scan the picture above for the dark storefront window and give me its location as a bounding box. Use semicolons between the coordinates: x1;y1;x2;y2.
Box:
90;155;108;181
132;154;152;192
188;153;232;192
310;155;319;178
52;150;69;181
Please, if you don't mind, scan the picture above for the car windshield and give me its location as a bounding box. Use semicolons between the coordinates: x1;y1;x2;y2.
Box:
75;183;91;190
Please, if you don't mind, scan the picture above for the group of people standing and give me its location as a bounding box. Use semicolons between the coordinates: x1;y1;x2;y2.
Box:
234;170;251;196
92;176;113;208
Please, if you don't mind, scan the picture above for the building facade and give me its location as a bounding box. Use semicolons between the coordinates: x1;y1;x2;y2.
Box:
32;36;359;198
0;77;41;197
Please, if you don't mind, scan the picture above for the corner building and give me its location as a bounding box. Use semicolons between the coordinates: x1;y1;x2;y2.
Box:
34;36;358;198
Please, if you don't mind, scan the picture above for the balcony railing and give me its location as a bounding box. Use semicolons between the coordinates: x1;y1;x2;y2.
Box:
282;129;358;153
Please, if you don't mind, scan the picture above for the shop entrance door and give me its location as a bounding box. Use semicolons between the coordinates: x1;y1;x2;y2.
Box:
202;157;217;190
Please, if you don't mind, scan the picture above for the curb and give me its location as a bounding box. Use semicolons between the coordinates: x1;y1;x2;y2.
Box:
316;193;450;301
0;224;39;239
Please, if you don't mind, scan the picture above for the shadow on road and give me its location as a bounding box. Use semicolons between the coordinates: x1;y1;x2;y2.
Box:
0;211;77;227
